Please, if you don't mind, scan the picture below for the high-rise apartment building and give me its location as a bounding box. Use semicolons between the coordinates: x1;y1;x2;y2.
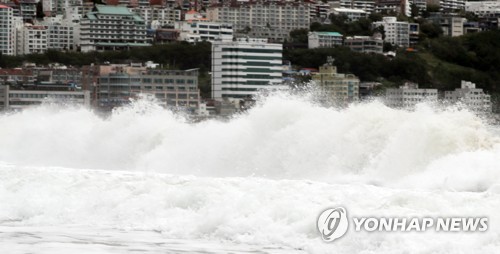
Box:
207;1;310;42
16;25;48;55
211;38;283;100
0;5;15;56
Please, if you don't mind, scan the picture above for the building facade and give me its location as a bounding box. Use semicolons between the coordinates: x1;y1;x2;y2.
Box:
373;17;418;48
444;80;491;112
0;5;15;56
0;84;90;110
47;22;76;51
207;1;310;42
308;31;343;49
340;0;376;12
211;38;283;100
175;20;233;43
466;1;500;18
80;5;150;52
331;7;368;22
312;57;360;105
96;67;201;110
344;34;383;54
16;25;48;55
385;82;438;108
131;5;181;28
440;0;466;12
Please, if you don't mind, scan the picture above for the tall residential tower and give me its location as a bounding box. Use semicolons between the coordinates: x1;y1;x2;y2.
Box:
211;38;283;100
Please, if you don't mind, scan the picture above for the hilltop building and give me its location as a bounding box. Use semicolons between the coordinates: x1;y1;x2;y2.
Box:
207;1;310;42
372;17;419;47
308;31;343;49
174;20;233;43
440;0;466;12
80;5;150;52
211;38;283;100
312;57;360;105
344;34;383;54
340;0;375;12
428;14;466;37
466;1;500;18
331;8;368;22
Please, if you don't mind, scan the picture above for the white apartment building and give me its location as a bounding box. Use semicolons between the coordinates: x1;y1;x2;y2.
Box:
310;3;333;20
373;17;418;47
344;34;383;54
409;0;427;12
385;82;438;108
466;1;500;17
0;5;15;56
131;5;181;27
441;16;465;37
308;31;343;49
80;5;150;52
440;0;466;12
444;80;491;112
16;25;48;55
19;0;37;22
175;21;233;43
0;84;91;110
331;7;368;22
45;22;76;51
212;38;283;100
207;1;310;42
340;0;375;12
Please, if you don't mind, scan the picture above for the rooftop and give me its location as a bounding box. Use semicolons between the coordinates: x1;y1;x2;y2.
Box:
312;31;343;36
95;5;134;16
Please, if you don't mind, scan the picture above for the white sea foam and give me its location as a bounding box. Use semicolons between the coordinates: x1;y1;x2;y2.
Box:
0;94;498;190
0;93;499;253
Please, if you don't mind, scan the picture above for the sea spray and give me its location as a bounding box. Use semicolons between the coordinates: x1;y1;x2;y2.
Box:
1;92;500;253
0;93;498;190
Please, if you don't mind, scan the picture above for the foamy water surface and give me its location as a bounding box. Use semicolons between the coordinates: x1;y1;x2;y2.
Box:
1;94;499;253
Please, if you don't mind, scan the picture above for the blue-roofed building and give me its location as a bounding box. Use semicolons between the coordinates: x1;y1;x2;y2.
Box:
308;31;343;49
80;5;151;52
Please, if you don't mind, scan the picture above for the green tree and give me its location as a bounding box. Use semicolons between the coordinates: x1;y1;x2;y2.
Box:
289;28;309;44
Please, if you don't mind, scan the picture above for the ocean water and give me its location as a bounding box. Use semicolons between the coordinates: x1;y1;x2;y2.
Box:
1;94;499;253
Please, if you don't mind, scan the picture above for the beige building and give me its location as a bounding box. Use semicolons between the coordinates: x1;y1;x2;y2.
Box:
312;57;360;105
207;1;310;42
87;64;201;111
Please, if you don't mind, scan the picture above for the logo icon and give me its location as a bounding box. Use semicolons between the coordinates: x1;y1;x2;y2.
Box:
317;207;349;242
